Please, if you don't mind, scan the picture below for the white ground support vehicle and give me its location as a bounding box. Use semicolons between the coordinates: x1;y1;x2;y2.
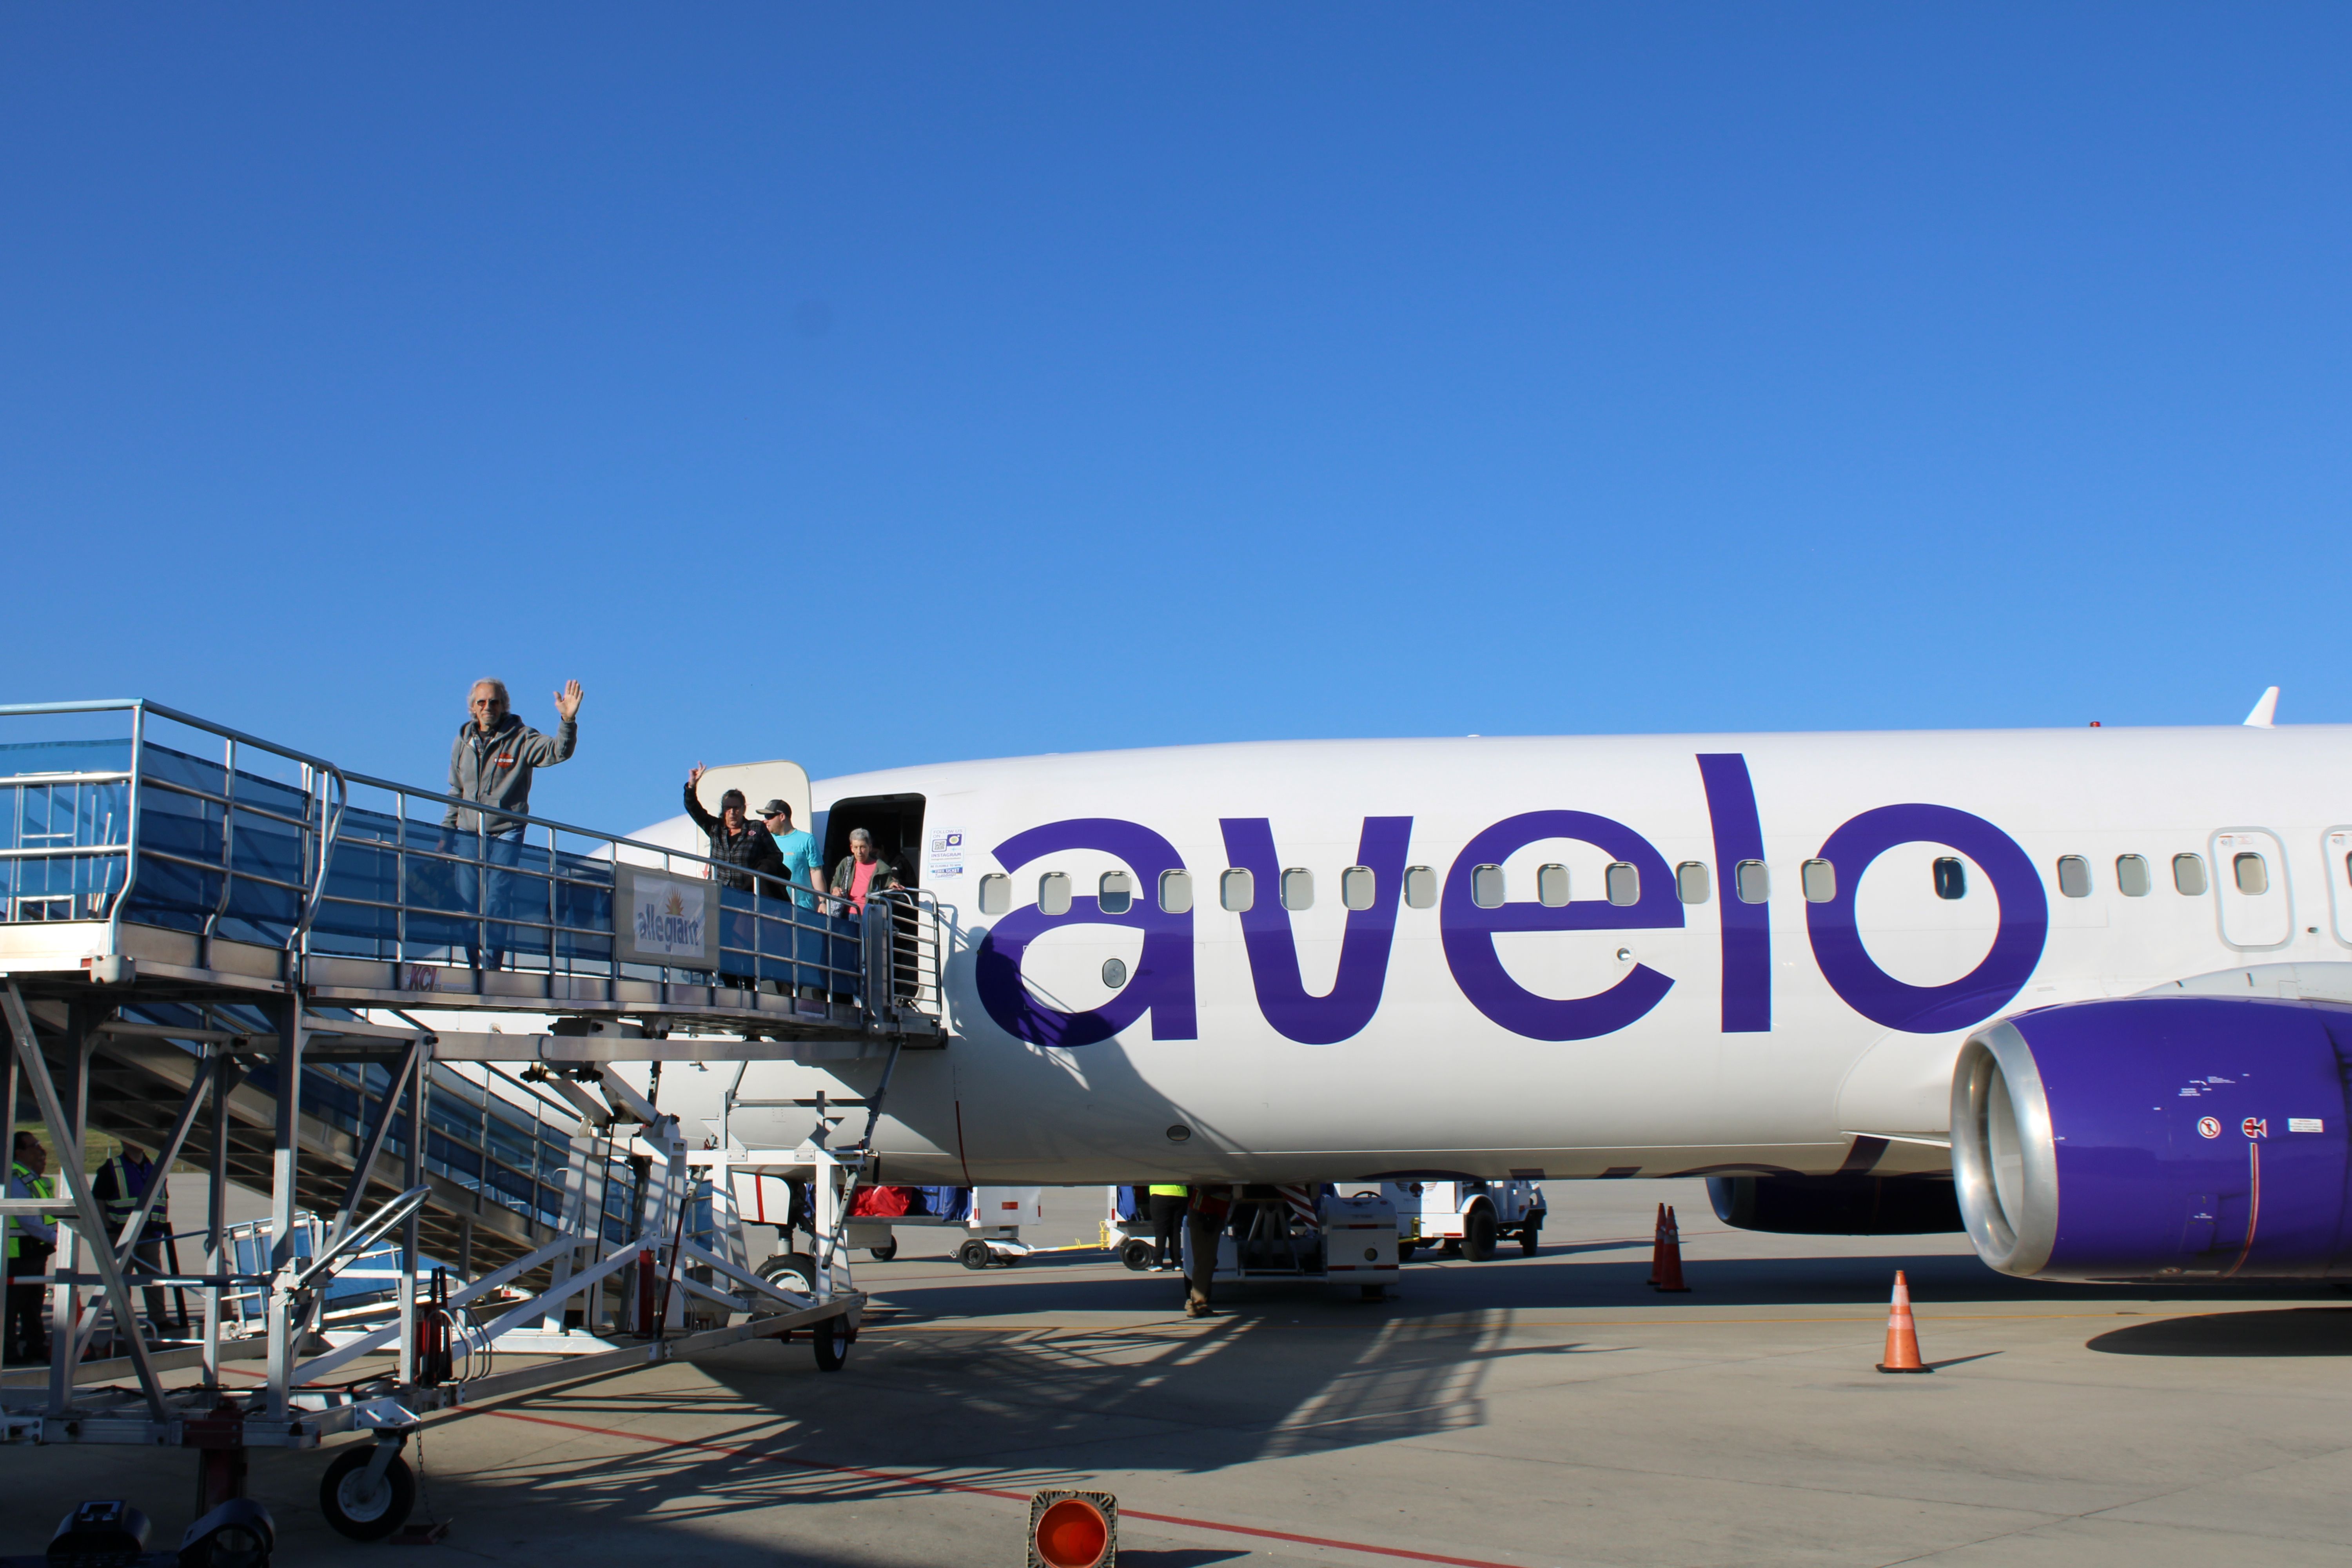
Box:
1383;1178;1546;1261
1103;1185;1401;1298
732;1174;1046;1270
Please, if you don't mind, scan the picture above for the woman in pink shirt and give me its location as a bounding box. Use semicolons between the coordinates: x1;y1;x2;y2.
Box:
829;828;902;913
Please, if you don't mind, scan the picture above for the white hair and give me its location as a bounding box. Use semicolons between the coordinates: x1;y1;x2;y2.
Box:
469;678;510;703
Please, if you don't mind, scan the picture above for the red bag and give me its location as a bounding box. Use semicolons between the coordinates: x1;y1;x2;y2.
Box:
849;1185;915;1218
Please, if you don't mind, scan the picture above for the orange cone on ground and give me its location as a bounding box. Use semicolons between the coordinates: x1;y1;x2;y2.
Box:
1652;1205;1691;1292
1647;1203;1666;1285
1877;1270;1931;1373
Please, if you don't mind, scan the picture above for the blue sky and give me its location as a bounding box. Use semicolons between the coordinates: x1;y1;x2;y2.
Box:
5;7;2347;831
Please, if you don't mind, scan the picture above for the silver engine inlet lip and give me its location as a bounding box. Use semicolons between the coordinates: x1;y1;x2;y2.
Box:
1951;1022;2061;1276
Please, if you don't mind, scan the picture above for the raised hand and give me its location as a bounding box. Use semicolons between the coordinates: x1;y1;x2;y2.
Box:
553;680;584;720
688;762;706;789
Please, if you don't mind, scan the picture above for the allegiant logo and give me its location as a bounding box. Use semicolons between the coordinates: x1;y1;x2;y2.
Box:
973;754;2050;1049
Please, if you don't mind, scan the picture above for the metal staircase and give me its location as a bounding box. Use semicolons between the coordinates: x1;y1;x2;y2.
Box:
0;699;947;1539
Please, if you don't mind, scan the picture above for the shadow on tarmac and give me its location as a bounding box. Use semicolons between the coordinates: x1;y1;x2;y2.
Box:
2087;1307;2352;1357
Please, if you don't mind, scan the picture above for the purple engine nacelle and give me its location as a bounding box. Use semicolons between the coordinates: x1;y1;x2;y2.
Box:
1952;996;2352;1281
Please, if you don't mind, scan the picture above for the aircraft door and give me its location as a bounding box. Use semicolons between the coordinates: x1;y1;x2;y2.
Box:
2211;829;2291;950
824;793;927;889
2326;828;2352;947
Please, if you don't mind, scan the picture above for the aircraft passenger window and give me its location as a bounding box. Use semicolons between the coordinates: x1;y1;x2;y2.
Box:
1471;864;1505;909
978;873;1011;916
2115;855;2151;897
1158;869;1193;914
1933;858;1967;900
1403;865;1438;909
1536;864;1570;907
1605;861;1640;907
1801;858;1836;902
2173;853;2208;896
1098;870;1133;915
2056;856;2092;899
1341;865;1376;911
1735;859;1769;904
1220;868;1254;913
1038;872;1072;916
2233;852;2269;896
1281;868;1314;910
1675;862;1710;904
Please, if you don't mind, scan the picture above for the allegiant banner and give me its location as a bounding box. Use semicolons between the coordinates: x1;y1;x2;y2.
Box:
974;753;2051;1050
617;867;713;966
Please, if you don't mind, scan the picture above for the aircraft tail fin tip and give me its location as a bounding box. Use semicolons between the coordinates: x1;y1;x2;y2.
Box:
2243;686;2280;728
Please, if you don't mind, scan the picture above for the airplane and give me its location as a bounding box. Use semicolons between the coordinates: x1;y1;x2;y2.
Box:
635;686;2352;1287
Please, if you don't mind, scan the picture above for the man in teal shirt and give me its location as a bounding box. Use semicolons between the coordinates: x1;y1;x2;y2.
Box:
757;801;831;996
756;801;826;907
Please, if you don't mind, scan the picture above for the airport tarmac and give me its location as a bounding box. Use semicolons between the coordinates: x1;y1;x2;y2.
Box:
5;1177;2350;1567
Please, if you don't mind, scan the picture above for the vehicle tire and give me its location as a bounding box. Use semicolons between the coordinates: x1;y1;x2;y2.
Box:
1461;1203;1498;1262
867;1240;898;1262
759;1252;819;1299
1519;1217;1543;1257
810;1311;850;1372
957;1239;992;1270
1120;1240;1155;1272
319;1445;416;1541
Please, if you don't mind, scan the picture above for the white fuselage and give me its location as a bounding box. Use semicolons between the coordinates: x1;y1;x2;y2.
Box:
688;725;2352;1187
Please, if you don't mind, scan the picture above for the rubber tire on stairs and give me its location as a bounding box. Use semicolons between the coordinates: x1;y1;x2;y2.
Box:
1120;1240;1156;1272
811;1312;851;1372
958;1240;993;1270
319;1446;416;1541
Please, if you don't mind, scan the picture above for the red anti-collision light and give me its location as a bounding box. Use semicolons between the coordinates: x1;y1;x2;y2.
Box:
1031;1495;1111;1568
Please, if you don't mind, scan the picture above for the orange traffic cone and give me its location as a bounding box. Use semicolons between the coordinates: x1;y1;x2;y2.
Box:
1652;1205;1690;1292
1877;1270;1930;1372
1646;1203;1666;1285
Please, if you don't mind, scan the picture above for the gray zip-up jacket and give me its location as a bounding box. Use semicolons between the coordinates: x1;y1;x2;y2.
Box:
442;713;577;835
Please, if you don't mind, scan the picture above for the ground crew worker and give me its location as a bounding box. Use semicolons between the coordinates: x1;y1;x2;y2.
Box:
5;1132;55;1365
1183;1183;1235;1319
93;1138;171;1332
1147;1183;1188;1273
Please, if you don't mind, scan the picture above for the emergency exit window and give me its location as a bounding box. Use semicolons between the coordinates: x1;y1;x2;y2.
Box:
1471;864;1504;908
1158;869;1193;913
1933;858;1967;900
1341;865;1376;910
1220;868;1254;912
2056;856;2091;898
1675;862;1710;904
1535;864;1569;907
2173;853;2208;895
1038;872;1072;916
2234;851;2269;895
1403;865;1437;908
2115;854;2152;897
1801;858;1836;902
978;873;1010;916
1099;870;1134;914
1604;862;1639;907
1735;859;1769;903
1281;868;1314;910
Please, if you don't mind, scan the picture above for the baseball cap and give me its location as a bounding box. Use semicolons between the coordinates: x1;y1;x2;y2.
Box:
754;799;793;819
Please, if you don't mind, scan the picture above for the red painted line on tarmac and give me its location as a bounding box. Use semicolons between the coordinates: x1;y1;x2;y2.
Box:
485;1408;1533;1568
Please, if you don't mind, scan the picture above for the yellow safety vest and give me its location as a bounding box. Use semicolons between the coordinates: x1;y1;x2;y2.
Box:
100;1153;166;1231
6;1163;54;1260
1148;1185;1187;1197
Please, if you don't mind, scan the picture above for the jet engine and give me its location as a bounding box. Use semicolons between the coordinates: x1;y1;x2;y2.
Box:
1951;996;2352;1281
1708;1174;1960;1235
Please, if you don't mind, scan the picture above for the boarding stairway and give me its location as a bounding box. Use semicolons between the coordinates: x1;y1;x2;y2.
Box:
1;698;945;1280
0;700;946;1537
